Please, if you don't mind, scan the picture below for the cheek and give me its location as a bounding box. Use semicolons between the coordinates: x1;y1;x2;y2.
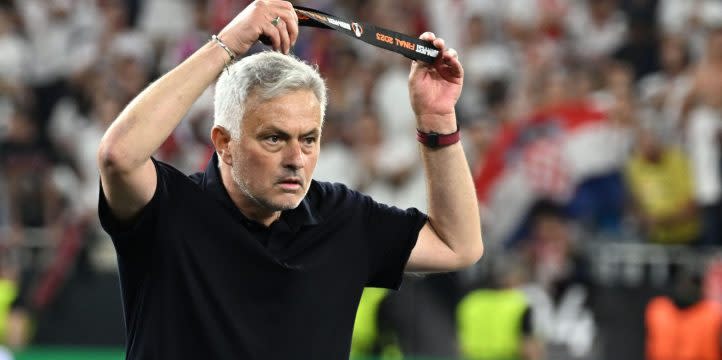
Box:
238;147;278;178
305;153;319;176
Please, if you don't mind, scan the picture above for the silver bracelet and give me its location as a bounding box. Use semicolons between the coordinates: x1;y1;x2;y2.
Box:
211;34;237;73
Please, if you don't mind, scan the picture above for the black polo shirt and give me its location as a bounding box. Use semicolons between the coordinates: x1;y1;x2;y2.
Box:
98;154;427;360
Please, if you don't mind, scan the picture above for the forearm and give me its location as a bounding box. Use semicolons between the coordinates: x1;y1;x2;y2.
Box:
98;41;228;171
420;115;483;261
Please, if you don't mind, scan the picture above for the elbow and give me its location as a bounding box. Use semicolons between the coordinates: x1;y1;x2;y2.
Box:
97;140;132;175
96;111;143;174
468;237;485;266
97;142;118;173
473;236;485;263
457;233;484;268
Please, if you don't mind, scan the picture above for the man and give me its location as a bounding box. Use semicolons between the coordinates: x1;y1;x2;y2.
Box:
625;120;699;244
687;24;722;246
97;1;482;359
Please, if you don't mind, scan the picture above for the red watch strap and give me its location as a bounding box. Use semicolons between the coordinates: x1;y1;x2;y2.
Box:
416;128;461;148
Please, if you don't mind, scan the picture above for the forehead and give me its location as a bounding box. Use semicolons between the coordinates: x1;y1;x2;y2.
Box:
242;89;322;133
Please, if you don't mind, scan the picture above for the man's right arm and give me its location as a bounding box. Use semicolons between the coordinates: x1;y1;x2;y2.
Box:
97;0;298;222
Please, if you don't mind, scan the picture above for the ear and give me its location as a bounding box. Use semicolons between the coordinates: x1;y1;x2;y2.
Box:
211;126;233;166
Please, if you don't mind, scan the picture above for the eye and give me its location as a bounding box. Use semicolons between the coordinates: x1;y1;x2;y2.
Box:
266;135;281;143
303;136;317;145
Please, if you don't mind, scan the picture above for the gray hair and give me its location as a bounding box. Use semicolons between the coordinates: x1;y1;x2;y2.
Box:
213;51;327;139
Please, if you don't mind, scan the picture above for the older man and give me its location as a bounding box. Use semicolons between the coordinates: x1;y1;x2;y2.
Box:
97;0;482;359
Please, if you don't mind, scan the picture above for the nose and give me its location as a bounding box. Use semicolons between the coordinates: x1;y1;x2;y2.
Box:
282;140;305;171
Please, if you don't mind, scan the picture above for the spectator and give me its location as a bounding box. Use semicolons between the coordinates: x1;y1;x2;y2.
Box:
312;110;366;190
614;0;660;80
14;0;100;145
625;120;700;244
0;2;30;114
349;288;392;358
565;0;628;64
459;14;515;123
158;0;213;74
646;269;722;360
521;202;598;359
686;25;722;246
638;33;692;145
658;0;722;58
0;106;62;236
457;255;543;360
138;0;194;45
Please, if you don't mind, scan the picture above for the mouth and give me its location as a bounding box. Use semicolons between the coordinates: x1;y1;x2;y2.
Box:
277;178;303;191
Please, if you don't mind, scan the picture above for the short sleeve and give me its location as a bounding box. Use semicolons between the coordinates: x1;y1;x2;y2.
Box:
98;158;172;255
363;196;428;289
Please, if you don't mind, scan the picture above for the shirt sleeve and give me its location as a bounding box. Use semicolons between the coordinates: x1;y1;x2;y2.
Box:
97;158;172;255
362;194;428;290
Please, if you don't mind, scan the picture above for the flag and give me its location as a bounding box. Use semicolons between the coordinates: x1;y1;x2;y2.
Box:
474;100;630;245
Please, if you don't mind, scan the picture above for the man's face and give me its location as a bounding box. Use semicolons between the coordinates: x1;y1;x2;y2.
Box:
230;89;322;213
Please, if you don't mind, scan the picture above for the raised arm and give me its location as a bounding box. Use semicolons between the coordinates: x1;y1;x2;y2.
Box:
405;33;483;272
97;0;298;221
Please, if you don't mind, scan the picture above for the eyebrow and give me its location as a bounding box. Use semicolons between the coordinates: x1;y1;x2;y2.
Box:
258;126;320;138
302;129;321;137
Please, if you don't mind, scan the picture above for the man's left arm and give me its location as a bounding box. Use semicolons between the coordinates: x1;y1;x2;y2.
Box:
405;32;483;272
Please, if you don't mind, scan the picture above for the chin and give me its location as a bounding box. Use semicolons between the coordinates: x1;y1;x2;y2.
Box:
265;195;304;211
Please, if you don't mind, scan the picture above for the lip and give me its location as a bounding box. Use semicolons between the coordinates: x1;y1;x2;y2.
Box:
277;178;303;191
278;183;302;191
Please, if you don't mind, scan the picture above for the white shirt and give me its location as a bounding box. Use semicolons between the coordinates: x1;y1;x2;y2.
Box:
687;106;722;204
565;3;627;61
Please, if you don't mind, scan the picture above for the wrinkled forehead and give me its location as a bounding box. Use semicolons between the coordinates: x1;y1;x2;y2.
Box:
244;87;321;111
241;90;322;133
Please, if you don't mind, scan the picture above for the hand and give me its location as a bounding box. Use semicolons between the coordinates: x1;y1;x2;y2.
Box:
217;0;299;55
408;32;463;131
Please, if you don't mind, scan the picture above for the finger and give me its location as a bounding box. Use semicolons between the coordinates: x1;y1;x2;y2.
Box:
283;10;298;47
290;9;299;46
415;32;439;67
433;37;446;52
442;50;464;79
276;19;291;53
419;31;436;42
441;48;460;67
260;21;282;51
410;59;420;72
444;55;462;73
273;2;299;46
443;48;459;62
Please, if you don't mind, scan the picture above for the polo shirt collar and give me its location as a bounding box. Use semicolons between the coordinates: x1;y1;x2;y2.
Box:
200;153;321;230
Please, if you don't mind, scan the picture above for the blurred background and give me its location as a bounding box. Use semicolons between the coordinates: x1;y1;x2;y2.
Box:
1;0;722;359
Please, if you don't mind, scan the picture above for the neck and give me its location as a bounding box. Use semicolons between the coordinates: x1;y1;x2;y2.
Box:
220;163;280;227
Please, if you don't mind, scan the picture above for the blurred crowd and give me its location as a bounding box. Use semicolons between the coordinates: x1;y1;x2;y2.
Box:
1;0;722;359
